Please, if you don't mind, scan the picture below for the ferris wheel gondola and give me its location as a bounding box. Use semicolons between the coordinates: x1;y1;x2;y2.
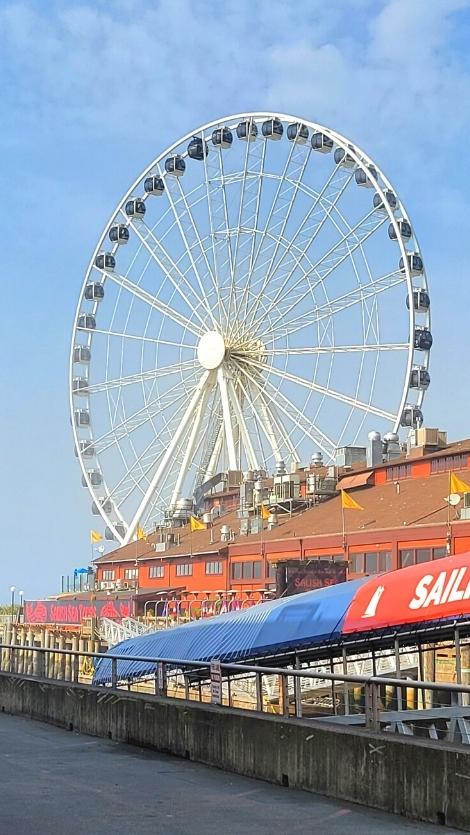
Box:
70;112;431;544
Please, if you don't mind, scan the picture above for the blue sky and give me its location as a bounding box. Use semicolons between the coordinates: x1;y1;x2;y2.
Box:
1;0;469;601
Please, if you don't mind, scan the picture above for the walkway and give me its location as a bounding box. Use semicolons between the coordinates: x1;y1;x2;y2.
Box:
0;714;457;834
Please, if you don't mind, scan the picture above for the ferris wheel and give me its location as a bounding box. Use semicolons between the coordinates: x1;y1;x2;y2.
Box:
70;112;431;545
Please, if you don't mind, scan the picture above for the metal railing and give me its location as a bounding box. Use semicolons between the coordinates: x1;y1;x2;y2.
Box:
2;641;470;744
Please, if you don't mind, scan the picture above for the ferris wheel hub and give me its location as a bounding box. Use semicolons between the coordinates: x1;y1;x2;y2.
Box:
197;330;226;370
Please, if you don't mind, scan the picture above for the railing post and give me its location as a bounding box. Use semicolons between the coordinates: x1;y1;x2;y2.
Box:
111;657;117;689
364;681;380;731
455;627;463;706
36;648;45;679
342;647;350;716
256;671;263;712
394;637;403;711
294;656;302;719
279;673;289;718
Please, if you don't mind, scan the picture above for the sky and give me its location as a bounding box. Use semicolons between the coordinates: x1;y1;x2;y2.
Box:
0;0;469;602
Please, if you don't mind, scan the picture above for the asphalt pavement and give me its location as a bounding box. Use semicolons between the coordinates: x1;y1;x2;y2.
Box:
0;713;458;834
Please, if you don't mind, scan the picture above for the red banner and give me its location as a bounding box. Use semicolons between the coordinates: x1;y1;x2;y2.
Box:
24;598;133;625
343;551;470;634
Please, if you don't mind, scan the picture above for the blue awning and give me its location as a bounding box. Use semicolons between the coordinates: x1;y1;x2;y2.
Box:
93;577;368;685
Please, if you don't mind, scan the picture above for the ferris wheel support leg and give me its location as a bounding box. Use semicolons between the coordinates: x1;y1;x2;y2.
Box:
217;367;237;471
169;385;212;512
204;424;224;482
122;371;211;544
227;379;259;471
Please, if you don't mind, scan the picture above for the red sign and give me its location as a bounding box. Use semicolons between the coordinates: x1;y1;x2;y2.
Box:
276;559;347;597
344;551;470;634
24;598;133;625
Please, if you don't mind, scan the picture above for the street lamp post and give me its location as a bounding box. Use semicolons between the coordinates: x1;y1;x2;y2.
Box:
18;590;24;624
10;586;15;620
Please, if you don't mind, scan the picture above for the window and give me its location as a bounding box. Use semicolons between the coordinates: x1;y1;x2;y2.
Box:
102;570;115;581
176;563;192;576
399;547;445;567
242;562;253;579
386;463;411;481
365;552;378;574
205;561;223;575
400;549;414;568
124;568;137;579
431;454;468;474
268;563;277;579
433;546;447;560
378;552;392;572
350;554;364;573
232;562;242;580
149;564;164;578
232;561;262;580
350;551;392;574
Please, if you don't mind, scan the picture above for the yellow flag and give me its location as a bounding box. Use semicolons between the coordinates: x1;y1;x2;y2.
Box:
190;515;206;532
136;525;147;541
261;504;270;520
450;473;470;494
90;530;102;543
341;490;363;511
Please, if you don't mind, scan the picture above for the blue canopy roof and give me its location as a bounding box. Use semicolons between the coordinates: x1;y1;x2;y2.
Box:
93;577;367;685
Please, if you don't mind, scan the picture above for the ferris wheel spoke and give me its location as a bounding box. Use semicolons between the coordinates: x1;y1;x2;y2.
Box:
263;343;409;356
245;163;355;329
244;367;336;461
202;421;224;483
125;216;213;329
168;162;222;319
100;268;204;338
93;371;200;455
229;136;273;339
253;206;387;336
217;367;237;470
156;164;218;330
86;359;198;395
87;327;196;351
237;375;287;464
226;378;259;471
248;356;395;420
107;387;193;507
169;384;212;510
257;269;405;342
227;119;265;330
122;370;212;543
201;128;230;327
242;142;311;324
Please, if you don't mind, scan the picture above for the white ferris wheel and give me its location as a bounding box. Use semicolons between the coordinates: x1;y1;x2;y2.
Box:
70;112;431;545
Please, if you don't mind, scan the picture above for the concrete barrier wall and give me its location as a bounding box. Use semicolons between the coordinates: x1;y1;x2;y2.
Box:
0;671;469;831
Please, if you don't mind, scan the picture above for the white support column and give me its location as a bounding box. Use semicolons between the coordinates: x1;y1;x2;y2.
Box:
217;367;237;470
227;379;259;471
169;385;211;510
123;371;210;543
205;424;224;481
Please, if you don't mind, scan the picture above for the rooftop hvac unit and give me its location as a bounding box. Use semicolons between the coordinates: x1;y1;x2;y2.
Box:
227;469;243;489
464;493;470;509
100;581;114;590
220;524;232;542
115;579;123;589
413;428;447;448
152;542;166;553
